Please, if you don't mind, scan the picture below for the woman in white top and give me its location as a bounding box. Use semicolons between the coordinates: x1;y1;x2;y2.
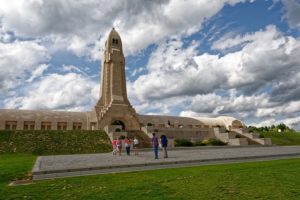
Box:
133;137;139;155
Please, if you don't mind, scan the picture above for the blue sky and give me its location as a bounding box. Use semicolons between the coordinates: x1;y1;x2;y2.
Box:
1;0;300;130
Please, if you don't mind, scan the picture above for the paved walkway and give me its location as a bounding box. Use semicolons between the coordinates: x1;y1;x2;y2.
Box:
32;146;300;180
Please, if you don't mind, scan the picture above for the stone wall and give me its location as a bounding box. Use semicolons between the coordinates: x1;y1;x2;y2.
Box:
0;109;88;130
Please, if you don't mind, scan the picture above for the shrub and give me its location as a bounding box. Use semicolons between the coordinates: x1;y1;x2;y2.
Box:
208;139;226;146
194;141;206;146
201;139;210;145
175;139;193;147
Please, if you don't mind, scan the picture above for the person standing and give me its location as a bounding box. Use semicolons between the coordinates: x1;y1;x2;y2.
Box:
133;136;139;155
112;137;118;155
151;133;159;159
124;136;131;156
160;135;168;158
117;137;122;156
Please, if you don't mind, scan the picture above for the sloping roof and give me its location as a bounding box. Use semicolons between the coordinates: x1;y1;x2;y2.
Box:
191;116;245;129
0;109;88;122
137;114;245;129
137;114;205;125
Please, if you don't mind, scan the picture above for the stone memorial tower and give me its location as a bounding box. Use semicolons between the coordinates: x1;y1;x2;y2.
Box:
93;28;140;131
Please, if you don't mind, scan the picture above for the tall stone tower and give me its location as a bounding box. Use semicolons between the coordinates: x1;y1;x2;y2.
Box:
94;28;140;130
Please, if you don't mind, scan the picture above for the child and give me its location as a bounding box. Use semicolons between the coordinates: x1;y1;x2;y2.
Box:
112;137;118;155
117;137;122;156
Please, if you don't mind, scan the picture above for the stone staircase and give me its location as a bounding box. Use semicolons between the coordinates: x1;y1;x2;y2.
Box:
127;130;152;148
213;128;243;145
214;128;272;146
231;129;272;145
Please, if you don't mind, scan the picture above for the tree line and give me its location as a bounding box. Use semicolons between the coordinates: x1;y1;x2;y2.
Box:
248;123;295;133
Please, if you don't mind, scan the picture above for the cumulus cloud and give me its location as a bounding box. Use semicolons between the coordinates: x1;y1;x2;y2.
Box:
128;25;300;129
0;40;50;94
128;39;227;101
251;115;300;130
0;0;251;58
130;25;300;101
26;64;49;82
210;25;300;96
4;73;99;111
282;0;300;29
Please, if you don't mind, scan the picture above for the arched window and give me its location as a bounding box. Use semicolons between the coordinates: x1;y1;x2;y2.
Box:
112;38;115;44
116;39;118;44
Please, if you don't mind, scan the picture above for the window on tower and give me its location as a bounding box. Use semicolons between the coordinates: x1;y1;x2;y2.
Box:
112;38;118;45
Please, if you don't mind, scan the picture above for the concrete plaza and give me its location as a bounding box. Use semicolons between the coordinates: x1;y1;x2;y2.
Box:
32;146;300;180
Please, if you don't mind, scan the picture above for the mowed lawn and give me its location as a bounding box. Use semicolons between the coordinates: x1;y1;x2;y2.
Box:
260;131;300;146
1;154;300;200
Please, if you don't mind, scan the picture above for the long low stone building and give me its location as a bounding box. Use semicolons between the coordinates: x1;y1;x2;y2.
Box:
0;109;243;132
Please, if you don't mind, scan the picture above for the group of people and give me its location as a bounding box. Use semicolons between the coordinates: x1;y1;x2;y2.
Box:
111;133;168;159
152;133;168;159
112;136;139;156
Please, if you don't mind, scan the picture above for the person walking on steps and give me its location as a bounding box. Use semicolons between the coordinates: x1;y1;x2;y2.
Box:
151;133;159;159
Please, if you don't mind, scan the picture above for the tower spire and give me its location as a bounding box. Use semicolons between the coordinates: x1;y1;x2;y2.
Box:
94;28;139;131
98;28;127;107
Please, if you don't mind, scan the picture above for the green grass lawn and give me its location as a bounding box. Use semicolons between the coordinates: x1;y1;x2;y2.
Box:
0;130;112;155
1;154;300;200
260;131;300;145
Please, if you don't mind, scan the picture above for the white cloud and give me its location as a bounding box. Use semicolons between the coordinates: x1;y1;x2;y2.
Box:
62;64;88;76
26;64;49;82
210;25;300;93
251;116;300;129
0;40;50;94
256;100;300;117
130;67;144;77
0;0;251;58
127;25;300;130
4;73;99;111
282;0;300;29
211;25;282;51
0;26;11;43
130;25;300;102
128;39;227;101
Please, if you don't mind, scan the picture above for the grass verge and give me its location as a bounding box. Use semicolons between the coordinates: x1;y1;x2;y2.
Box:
259;131;300;145
1;154;300;199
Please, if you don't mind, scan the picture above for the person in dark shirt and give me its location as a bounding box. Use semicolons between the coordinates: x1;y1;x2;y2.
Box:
160;134;168;158
151;133;159;159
